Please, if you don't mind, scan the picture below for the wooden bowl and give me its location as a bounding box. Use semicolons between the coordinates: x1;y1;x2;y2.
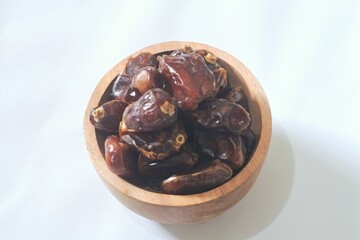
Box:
83;41;272;224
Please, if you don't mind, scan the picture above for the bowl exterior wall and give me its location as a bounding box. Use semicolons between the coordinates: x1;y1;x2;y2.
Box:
100;163;262;224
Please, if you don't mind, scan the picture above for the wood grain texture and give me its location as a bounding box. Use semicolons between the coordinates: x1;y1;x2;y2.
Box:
83;41;272;224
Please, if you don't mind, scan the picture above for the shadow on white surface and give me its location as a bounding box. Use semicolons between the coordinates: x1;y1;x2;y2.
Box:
270;124;360;239
158;121;295;239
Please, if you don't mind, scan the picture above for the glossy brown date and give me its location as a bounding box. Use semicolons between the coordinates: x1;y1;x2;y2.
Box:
120;122;187;160
191;98;251;134
121;88;177;132
216;135;246;169
104;135;138;178
159;53;216;110
161;160;233;194
131;66;165;94
89;100;128;132
126;52;158;77
197;130;217;158
138;150;198;179
111;74;142;104
226;87;249;111
241;129;256;157
197;131;245;169
194;49;227;92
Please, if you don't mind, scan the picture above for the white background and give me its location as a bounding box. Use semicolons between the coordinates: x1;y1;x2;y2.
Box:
1;0;360;239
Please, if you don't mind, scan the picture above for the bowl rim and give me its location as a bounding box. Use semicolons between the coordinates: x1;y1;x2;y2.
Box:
83;41;272;207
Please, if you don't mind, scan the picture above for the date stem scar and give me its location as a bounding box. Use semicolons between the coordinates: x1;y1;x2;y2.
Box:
91;107;105;123
160;101;175;116
176;134;185;145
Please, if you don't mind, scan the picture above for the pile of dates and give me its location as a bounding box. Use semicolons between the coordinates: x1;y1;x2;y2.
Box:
90;46;257;195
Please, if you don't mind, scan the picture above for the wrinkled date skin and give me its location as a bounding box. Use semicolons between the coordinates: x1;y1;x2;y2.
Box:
104;135;138;178
90;100;128;132
122;88;177;132
126;52;158;77
191;98;251;134
161;160;233;195
120;122;187;160
131;66;165;94
131;67;161;93
197;131;245;169
195;49;228;92
159;53;216;110
111;74;142;104
216;135;246;169
138;150;198;179
226;87;249;111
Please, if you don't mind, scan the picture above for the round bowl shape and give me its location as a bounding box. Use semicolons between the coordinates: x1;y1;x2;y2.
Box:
83;41;272;224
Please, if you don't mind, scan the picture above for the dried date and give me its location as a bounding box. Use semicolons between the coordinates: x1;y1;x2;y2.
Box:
193;49;227;94
161;160;233;194
120;122;187;160
89;100;128;132
121;88;177;132
216;135;246;169
197;130;217;158
104;135;138;178
159;53;216;110
241;129;256;157
197;131;246;169
138;150;198;179
126;52;158;77
191;98;250;134
226;87;249;111
111;74;142;104
131;66;165;94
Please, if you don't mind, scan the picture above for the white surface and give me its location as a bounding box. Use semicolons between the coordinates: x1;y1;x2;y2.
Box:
1;0;360;239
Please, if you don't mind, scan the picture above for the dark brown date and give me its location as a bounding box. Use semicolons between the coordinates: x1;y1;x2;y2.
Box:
159;53;216;110
161;160;233;194
138;150;197;179
111;74;142;104
177;109;200;148
122;88;177;132
126;52;158;77
241;128;256;157
89;100;128;132
197;131;245;169
191;98;250;134
104;135;138;178
226;87;249;111
120;122;187;160
131;66;165;94
197;130;217;158
195;49;227;93
216;135;246;169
